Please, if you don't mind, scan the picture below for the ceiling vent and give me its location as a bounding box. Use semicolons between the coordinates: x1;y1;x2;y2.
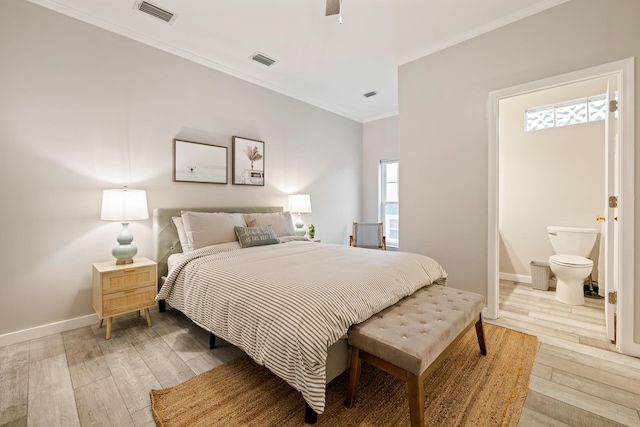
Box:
133;1;177;24
250;52;278;67
363;91;379;98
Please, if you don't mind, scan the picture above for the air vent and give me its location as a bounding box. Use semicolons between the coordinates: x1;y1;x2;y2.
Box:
133;0;177;24
250;52;278;67
363;91;379;98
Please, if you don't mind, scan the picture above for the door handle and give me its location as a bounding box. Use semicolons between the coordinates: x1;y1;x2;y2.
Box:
596;216;606;221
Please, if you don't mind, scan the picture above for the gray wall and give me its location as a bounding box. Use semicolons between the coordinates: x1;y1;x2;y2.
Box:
362;116;398;222
398;0;639;341
0;0;362;337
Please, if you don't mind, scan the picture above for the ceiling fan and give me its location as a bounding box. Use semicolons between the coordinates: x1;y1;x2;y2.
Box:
325;0;343;23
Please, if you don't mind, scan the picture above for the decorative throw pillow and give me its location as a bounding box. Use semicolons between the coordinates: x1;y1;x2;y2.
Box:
181;211;247;250
243;212;295;237
172;216;192;252
234;226;280;248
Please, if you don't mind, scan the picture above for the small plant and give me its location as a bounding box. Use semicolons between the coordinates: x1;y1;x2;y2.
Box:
308;224;315;238
244;145;262;170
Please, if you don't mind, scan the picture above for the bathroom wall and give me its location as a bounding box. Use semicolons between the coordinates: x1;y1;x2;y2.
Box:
499;77;607;283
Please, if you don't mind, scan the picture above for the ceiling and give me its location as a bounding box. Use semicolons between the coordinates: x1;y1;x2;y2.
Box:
28;0;568;122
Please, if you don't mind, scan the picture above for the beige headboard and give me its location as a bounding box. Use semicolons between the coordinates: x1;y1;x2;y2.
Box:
152;206;283;286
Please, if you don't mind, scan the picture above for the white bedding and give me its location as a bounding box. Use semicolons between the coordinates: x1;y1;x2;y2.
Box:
157;241;447;414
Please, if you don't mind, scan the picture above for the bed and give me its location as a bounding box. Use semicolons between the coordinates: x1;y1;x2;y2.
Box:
153;207;447;423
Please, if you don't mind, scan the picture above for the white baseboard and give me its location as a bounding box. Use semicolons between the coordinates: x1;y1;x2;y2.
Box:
499;272;532;285
0;313;99;348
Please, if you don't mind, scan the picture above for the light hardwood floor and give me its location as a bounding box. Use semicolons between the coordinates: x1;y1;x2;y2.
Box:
487;280;640;427
1;282;639;426
0;307;243;427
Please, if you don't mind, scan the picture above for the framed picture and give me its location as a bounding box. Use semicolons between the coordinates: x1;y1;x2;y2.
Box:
173;139;228;184
232;136;265;186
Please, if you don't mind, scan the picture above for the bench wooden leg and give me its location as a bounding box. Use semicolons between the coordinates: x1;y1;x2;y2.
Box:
346;347;361;408
475;314;487;355
407;373;425;427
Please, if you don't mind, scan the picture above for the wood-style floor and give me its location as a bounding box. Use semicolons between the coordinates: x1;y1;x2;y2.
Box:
1;281;639;426
0;307;244;427
487;280;640;427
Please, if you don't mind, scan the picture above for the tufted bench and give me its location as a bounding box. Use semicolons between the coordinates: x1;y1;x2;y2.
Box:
346;284;486;427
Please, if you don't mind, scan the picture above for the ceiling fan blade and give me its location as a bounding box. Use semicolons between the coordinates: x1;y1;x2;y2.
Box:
325;0;340;16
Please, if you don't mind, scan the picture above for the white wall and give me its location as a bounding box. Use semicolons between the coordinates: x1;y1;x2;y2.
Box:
362;116;398;222
398;0;640;341
499;78;607;282
0;0;362;340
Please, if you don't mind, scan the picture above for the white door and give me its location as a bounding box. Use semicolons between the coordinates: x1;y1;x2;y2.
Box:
602;76;618;343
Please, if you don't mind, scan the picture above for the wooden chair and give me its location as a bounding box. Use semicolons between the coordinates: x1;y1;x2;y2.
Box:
349;222;386;250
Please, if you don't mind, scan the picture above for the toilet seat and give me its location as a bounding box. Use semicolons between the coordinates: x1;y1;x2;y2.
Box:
550;254;592;268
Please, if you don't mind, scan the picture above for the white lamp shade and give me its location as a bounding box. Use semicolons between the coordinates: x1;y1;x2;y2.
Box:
288;194;312;213
101;188;149;221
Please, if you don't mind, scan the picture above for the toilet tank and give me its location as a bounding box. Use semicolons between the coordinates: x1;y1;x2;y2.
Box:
547;226;598;257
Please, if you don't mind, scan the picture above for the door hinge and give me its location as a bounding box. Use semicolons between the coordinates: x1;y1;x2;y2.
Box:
608;291;617;304
609;100;618;113
609;196;618;208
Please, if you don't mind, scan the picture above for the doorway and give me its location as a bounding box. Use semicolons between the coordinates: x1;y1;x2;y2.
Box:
486;58;637;356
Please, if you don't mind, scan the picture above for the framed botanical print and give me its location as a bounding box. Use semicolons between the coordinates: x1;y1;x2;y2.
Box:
232;136;264;186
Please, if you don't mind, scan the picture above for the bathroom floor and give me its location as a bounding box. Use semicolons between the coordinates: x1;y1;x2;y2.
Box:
493;279;612;351
487;280;640;426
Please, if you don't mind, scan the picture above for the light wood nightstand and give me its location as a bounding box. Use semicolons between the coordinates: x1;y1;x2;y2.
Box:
92;257;158;339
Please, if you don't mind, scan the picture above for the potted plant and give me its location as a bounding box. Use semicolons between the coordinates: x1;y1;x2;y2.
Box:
308;224;315;239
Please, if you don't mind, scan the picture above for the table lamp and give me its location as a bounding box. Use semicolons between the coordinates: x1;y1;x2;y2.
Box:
288;194;312;236
101;187;149;264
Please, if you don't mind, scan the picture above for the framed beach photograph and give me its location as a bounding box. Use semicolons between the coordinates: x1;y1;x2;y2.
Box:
232;136;264;186
174;139;228;184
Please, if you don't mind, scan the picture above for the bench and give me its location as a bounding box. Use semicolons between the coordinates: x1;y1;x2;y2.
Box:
346;284;486;427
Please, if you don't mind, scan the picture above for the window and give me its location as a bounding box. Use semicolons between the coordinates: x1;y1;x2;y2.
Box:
525;93;610;132
380;160;399;249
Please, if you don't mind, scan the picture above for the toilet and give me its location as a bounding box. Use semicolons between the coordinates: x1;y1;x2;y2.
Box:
547;226;598;306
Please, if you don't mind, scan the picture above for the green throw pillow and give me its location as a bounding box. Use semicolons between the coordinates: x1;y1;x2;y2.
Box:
234;226;280;248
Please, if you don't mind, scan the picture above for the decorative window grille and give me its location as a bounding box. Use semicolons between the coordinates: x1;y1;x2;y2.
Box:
525;94;612;132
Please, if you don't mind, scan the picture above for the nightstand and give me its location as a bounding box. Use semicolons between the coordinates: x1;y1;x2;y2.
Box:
92;257;158;339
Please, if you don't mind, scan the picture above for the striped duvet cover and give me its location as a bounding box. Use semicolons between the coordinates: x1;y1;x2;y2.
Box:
157;241;447;414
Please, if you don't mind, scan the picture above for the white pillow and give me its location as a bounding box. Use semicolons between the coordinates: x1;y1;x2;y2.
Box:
243;212;295;237
181;211;247;250
172;216;192;252
278;235;311;243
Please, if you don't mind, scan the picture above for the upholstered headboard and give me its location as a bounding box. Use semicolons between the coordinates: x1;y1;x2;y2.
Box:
152;206;283;286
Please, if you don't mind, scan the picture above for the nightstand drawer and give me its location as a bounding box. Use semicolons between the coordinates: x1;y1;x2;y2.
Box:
101;265;155;294
93;257;158;339
102;285;156;317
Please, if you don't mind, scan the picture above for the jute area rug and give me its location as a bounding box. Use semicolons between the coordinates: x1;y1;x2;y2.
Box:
150;324;537;427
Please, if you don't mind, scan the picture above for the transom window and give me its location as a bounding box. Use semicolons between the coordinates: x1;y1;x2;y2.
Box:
525;94;608;132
